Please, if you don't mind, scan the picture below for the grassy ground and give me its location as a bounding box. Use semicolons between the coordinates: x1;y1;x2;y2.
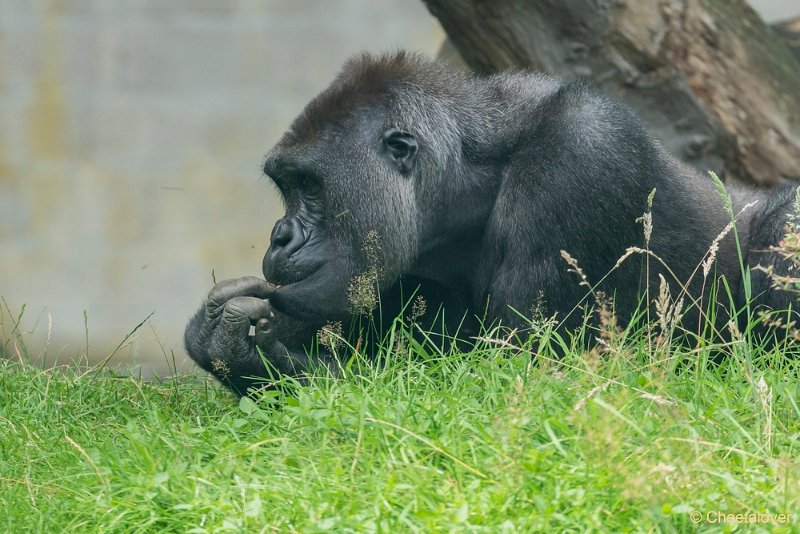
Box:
1;328;799;533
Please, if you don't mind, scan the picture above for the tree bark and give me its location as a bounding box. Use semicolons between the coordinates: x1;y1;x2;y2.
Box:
773;16;800;63
423;0;800;185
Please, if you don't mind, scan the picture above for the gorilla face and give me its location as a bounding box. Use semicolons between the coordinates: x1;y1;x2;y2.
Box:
261;160;334;287
261;100;422;324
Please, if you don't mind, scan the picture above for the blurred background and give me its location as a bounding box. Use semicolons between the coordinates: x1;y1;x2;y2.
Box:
0;0;797;375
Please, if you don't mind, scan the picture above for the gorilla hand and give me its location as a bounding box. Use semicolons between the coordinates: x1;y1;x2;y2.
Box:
184;276;285;395
185;276;338;396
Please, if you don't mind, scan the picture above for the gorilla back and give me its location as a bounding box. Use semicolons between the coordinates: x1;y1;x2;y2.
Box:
185;52;796;395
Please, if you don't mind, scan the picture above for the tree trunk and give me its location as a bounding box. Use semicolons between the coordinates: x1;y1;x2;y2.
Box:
423;0;800;185
773;16;800;63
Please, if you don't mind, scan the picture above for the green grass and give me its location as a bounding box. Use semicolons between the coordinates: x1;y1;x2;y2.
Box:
2;329;799;532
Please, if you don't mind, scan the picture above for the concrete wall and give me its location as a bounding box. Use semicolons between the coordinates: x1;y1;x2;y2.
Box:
1;1;796;374
0;0;443;373
749;0;800;22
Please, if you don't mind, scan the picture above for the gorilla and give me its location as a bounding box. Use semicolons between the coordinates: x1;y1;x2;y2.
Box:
185;52;797;396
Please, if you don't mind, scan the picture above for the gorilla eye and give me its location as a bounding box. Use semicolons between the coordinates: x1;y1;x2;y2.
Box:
382;128;418;174
298;174;322;195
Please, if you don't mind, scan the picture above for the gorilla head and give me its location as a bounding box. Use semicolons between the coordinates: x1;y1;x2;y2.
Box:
261;53;502;323
186;51;796;396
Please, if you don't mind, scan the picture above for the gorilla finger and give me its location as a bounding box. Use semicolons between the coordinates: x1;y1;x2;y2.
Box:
208;331;255;367
208;277;277;308
254;318;272;350
221;296;271;326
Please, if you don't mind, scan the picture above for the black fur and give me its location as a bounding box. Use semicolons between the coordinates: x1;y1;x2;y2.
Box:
185;52;797;396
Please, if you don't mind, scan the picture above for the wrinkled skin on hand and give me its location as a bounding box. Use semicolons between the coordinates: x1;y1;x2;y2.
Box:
184;276;325;395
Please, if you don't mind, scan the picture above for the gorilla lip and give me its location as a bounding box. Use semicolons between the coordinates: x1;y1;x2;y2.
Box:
264;261;324;290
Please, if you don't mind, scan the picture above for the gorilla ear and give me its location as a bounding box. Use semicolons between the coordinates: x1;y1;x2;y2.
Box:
382;128;418;174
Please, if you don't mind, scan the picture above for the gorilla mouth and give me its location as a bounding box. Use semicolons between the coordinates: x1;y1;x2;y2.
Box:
264;262;322;289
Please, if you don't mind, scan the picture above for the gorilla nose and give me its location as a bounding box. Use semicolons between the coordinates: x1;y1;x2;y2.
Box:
269;217;304;258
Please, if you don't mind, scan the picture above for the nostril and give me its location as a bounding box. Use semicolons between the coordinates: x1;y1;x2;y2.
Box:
270;218;305;257
271;219;293;248
283;228;305;257
273;230;291;249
